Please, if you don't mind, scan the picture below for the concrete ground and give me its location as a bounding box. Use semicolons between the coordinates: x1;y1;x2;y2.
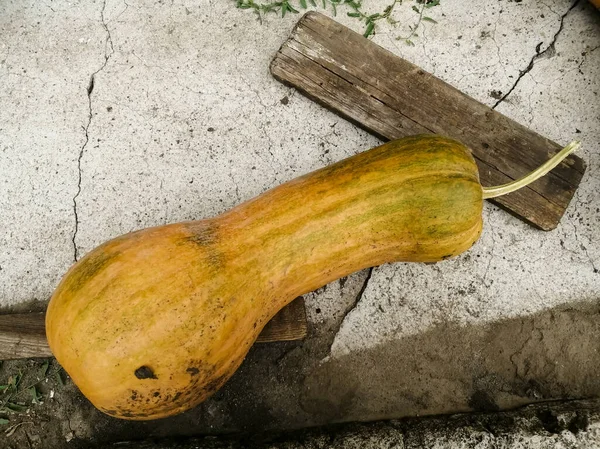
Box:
103;399;600;448
1;0;599;447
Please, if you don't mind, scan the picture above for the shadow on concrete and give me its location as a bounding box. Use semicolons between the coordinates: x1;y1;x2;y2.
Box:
88;300;600;444
2;299;599;449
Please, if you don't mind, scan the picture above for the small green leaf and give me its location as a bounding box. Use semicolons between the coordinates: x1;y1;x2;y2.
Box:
6;403;28;413
405;39;415;46
55;370;65;386
309;0;316;5
347;11;360;17
422;16;437;23
412;5;420;13
39;361;50;378
425;0;440;7
331;2;337;15
300;0;307;8
0;385;9;392
368;13;380;20
0;418;8;425
29;386;42;404
363;21;375;38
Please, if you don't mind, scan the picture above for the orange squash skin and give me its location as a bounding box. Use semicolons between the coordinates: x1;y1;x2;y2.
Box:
46;134;483;420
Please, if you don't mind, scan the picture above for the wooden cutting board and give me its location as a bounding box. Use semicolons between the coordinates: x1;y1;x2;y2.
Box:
271;12;586;231
0;298;307;360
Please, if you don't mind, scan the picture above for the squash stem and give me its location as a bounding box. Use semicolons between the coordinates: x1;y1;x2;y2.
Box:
481;140;581;199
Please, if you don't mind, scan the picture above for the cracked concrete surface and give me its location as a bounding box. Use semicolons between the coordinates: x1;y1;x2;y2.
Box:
492;0;582;109
73;0;115;262
0;0;599;447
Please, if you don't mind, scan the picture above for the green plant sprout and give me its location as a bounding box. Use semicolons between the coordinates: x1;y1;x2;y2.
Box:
0;360;66;426
234;0;441;40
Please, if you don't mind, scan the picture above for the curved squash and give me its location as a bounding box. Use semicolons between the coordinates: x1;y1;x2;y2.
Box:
45;134;578;420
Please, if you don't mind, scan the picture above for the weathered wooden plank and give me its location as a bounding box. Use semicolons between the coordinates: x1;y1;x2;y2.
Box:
270;12;586;230
0;298;308;360
0;312;52;360
257;296;308;343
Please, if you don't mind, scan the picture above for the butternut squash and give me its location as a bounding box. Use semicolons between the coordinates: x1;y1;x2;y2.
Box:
45;134;578;420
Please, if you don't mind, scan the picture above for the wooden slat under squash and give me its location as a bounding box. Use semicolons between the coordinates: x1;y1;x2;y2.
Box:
270;12;586;231
0;298;307;361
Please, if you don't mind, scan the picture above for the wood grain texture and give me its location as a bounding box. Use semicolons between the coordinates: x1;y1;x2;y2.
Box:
257;296;308;343
0;298;307;360
270;12;586;230
0;312;52;360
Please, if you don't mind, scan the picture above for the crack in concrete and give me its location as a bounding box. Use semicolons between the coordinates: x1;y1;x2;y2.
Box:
228;167;241;202
326;267;373;355
492;0;580;110
490;21;506;81
72;0;115;262
509;318;533;380
571;192;598;274
539;0;561;16
42;1;57;13
482;208;497;288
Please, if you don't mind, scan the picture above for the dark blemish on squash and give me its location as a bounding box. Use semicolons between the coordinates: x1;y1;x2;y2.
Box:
186;222;217;246
153;391;160;397
187;367;200;376
66;250;118;296
135;366;157;379
114;405;154;418
130;390;139;400
120;410;152;418
173;392;182;401
203;374;230;395
185;222;223;266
